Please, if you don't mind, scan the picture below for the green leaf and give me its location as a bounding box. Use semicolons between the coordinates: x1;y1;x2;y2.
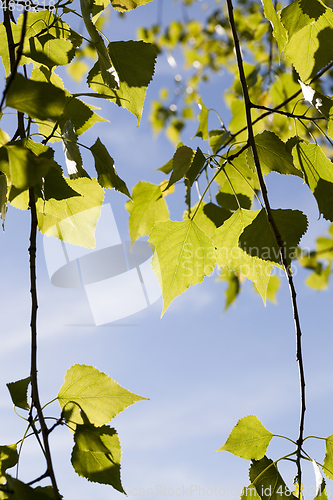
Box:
0;11;74;76
25;37;74;69
216;148;259;210
184;202;217;238
323;435;333;479
186;148;206;186
218;269;241;311
90;138;130;197
57;364;147;427
110;0;152;12
241;484;261;500
88;41;157;124
247;131;302;177
6;74;67;120
213;209;274;303
283;6;333;82
157;142;184;174
203;203;231;230
217;415;273;460
0;445;18;483
281;0;326;39
126;181;169;242
266;275;280;303
60;97;107;136
6;377;30;410
249;456;298;500
239;208;308;265
1;144;52;190
185;202;230;238
193;98;209;140
149;219;216;315
209;130;231;155
292;141;333;221
262;0;288;54
36;177;104;248
5;476;56;499
166;146;195;189
71;424;124;492
306;263;330;289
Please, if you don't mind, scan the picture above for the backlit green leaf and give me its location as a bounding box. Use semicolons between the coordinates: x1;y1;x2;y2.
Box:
88;41;157;124
213;209;273;303
283;6;333;82
6;377;30;410
193;98;209;140
58;364;147;427
1;144;52;190
241;484;261;500
217;415;273;460
216;148;259;210
110;0;152;12
6;74;67;120
71;424;124;492
249;456;297;500
218;269;241;311
247;131;302;177
323;434;333;479
281;0;326;39
126;181;169;242
266;275;280;303
292;141;333;221
149;219;216;315
262;0;287;54
5;476;54;499
0;445;18;483
36;177;104;248
166;146;195;189
90;138;130;197
239;208;308;265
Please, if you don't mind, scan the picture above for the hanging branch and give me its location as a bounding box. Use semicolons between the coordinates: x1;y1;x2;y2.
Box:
3;8;61;499
225;0;306;493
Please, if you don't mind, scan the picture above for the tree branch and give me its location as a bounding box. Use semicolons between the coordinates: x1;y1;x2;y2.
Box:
3;9;61;499
226;0;306;494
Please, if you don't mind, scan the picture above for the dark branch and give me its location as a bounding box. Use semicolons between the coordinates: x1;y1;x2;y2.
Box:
226;0;306;496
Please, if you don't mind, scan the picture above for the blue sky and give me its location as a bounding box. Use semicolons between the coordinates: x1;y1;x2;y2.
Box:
0;1;333;499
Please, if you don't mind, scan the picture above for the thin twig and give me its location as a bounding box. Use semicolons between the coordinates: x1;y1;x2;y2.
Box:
226;0;306;495
216;61;333;156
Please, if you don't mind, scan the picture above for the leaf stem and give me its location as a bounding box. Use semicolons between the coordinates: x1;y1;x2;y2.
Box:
226;0;306;495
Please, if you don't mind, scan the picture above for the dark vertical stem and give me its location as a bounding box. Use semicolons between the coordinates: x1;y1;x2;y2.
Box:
3;8;61;499
225;0;306;491
28;189;61;500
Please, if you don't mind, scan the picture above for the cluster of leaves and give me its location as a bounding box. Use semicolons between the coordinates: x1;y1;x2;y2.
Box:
0;0;156;497
124;0;333;312
1;365;146;497
218;415;333;500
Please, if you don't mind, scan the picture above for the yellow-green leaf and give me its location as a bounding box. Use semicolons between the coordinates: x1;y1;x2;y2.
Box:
58;364;147;427
217;415;273;460
149;219;216;316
